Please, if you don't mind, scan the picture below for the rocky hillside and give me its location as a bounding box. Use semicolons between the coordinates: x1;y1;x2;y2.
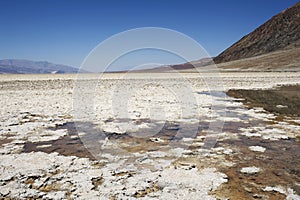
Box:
0;59;81;74
214;2;300;64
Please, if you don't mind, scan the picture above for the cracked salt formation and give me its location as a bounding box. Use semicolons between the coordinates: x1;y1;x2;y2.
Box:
0;152;103;199
0;73;300;199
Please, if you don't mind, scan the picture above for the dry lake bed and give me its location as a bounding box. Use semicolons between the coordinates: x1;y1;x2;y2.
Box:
0;72;300;200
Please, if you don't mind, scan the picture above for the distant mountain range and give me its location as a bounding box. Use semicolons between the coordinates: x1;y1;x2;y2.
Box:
0;59;81;74
130;57;213;72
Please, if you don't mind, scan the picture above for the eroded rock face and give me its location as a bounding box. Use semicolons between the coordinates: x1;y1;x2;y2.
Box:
214;2;300;64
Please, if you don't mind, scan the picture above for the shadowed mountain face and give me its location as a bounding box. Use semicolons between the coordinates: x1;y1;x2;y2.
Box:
214;2;300;64
168;58;213;70
0;59;80;74
150;58;213;72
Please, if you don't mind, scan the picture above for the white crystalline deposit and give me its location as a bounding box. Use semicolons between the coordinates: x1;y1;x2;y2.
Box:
240;125;293;141
27;129;68;142
240;166;261;174
263;186;300;200
276;105;288;109
0;152;103;199
156;167;228;200
101;122;127;134
240;127;263;137
0;142;24;154
263;186;287;194
98;166;227;200
248;146;266;153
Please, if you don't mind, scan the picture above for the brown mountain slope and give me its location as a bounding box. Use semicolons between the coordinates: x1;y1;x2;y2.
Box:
214;2;300;64
217;47;300;71
176;47;300;72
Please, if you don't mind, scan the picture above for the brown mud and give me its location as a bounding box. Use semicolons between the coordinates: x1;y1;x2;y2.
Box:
217;84;300;199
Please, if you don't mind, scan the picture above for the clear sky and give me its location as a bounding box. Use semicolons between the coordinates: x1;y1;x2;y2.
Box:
0;0;298;69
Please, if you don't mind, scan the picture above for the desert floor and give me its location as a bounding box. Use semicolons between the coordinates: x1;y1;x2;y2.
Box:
0;72;300;200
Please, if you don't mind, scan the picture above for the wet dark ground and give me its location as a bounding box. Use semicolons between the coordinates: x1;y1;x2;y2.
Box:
214;136;300;200
22;119;256;159
23;122;97;160
227;84;300;117
217;84;300;200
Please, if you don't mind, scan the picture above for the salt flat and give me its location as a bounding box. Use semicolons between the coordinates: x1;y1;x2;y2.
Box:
0;72;300;199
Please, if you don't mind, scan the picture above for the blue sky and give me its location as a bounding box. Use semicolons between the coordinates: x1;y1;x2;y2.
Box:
0;0;298;69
